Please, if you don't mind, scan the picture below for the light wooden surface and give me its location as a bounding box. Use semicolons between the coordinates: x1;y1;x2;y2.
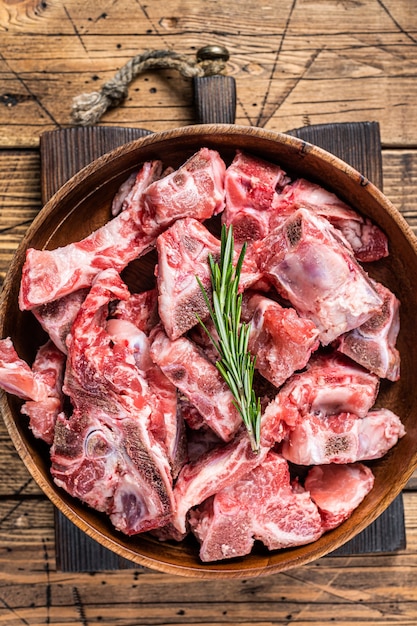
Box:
1;0;417;624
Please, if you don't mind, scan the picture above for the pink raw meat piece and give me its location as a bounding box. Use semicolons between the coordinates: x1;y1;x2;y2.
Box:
52;410;174;534
111;160;163;217
336;280;401;381
280;408;405;465
189;452;323;561
149;328;241;442
56;268;175;534
170;390;299;535
110;288;159;335
20;340;65;444
0;337;51;401
19;202;156;311
140;147;226;234
106;317;186;479
19;150;225;311
222;150;290;242
32;288;89;354
254;208;383;344
156;217;263;340
245;292;320;388
305;463;375;531
283;351;380;418
271;177;389;262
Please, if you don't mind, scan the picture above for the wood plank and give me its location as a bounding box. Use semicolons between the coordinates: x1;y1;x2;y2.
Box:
1;0;417;147
1;495;417;626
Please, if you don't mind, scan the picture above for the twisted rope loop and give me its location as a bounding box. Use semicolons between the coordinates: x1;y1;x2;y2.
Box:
71;49;227;126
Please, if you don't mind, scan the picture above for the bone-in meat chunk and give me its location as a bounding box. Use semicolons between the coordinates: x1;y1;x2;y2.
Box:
189;452;323;561
305;463;375;531
280;408;405;465
255;209;383;344
222;150;290;242
336;280;400;381
150;328;241;442
156;217;262;340
245;292;320;388
140;147;226;234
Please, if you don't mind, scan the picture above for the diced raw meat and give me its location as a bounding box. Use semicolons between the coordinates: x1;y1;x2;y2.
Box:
20;340;65;444
106;317;187;478
0;337;50;401
140;147;226;234
305;463;375;531
171;430;269;534
222;150;290;242
244;292;320;387
19;204;155;311
254;208;383;344
110;288;159;335
149;328;241;442
280;408;405;465
170;391;299;534
156;217;263;340
336;280;400;381
51;410;173;534
189;452;323;561
111;160;163;217
271;178;389;262
32;288;89;354
57;268;175;534
19;151;225;311
280;352;380;419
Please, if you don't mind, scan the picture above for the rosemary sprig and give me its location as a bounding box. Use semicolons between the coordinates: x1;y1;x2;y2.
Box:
196;224;261;454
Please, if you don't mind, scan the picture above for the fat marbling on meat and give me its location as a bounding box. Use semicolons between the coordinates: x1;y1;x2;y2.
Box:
52;268;175;535
189;451;323;561
156;217;263;341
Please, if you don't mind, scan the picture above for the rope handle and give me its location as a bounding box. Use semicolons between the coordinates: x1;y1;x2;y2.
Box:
71;46;231;127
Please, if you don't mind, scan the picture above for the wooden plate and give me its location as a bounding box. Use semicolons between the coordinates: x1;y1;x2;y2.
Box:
1;123;417;578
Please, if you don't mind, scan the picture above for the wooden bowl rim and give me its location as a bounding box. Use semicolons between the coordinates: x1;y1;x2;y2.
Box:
1;123;417;578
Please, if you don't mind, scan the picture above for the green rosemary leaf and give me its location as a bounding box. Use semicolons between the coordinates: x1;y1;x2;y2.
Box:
195;224;261;453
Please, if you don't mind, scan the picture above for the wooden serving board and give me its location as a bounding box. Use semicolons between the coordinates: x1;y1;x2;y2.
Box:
39;121;406;572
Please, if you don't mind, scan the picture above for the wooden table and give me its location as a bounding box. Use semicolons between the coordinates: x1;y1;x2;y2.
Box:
1;1;417;624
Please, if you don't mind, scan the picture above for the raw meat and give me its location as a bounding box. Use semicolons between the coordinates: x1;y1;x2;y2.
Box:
32;288;89;354
56;268;175;534
280;408;405;465
277;351;380;420
149;328;242;442
170;391;300;535
19;207;156;311
189;452;323;561
110;288;159;335
19;150;225;311
244;292;320;387
111;160;163;217
156;217;262;340
140;147;226;234
0;337;51;402
222;150;290;241
106;317;187;478
271;177;389;262
20;340;65;444
336;280;401;381
305;463;375;531
254;208;383;344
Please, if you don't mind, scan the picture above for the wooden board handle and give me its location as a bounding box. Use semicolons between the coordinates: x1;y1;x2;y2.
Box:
193;75;236;124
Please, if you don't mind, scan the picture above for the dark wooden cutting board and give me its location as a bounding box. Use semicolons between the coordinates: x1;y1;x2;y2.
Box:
39;121;406;572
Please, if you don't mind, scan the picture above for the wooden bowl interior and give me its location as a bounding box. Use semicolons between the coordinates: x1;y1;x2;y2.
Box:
1;124;417;577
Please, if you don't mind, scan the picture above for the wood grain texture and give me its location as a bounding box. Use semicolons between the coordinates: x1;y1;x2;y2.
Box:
0;495;417;626
1;0;417;147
